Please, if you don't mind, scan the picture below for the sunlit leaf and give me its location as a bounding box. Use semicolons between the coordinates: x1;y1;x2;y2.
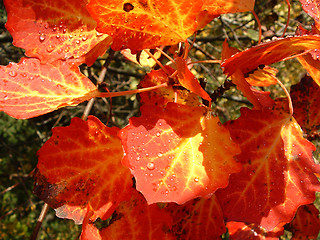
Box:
299;0;320;24
4;0;111;64
87;0;203;52
222;35;320;76
202;0;255;16
34;116;133;224
245;66;278;87
120;103;241;204
0;58;99;119
216;107;320;230
286;204;320;240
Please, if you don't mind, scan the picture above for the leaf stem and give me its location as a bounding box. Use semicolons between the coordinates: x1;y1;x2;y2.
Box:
30;203;49;240
98;83;168;98
144;49;171;75
251;10;262;44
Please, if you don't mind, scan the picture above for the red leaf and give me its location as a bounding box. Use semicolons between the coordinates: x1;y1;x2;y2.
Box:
0;58;99;119
120;103;241;204
34;116;133;224
87;0;203;52
222;35;320;76
299;0;320;24
175;56;211;104
297;53;320;87
227;221;284;240
286;204;320;240
166;195;226;239
81;190;175;240
291;76;320;135
138;67;201;107
216;107;320;230
4;0;111;64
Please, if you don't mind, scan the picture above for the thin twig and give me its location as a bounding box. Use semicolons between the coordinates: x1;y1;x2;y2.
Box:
30;203;49;240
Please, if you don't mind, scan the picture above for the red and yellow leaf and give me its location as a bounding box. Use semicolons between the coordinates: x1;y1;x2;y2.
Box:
216;107;320;230
297;53;320;87
222;35;320;76
227;221;284;240
4;0;111;64
175;56;211;104
34;116;133;224
202;0;255;16
86;0;203;52
138;67;200;107
299;0;320;24
286;204;320;240
166;195;226;239
245;66;278;87
291;76;320;135
120;103;241;204
81;190;174;240
0;58;99;119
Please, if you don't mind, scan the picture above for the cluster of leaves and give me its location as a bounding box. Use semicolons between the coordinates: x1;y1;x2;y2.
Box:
1;0;320;239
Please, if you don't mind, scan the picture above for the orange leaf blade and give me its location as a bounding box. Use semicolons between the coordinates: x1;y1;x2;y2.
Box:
120;103;240;204
4;0;111;64
87;0;202;52
0;58;99;119
34;116;133;224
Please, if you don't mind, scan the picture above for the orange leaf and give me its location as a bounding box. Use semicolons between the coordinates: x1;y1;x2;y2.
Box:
216;107;320;230
34;116;133;224
166;196;226;239
0;58;99;119
222;35;320;76
245;66;278;87
119;103;241;204
286;204;320;240
4;0;111;64
203;0;255;16
291;76;320;135
297;54;320;87
227;221;284;240
175;56;211;104
86;0;203;52
81;190;175;240
299;0;320;24
138;67;200;107
221;40;264;109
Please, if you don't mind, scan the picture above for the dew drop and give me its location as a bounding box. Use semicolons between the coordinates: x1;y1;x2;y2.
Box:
156;132;161;137
194;177;199;182
39;33;46;42
4;95;8;100
140;26;145;30
136;156;140;161
147;162;155;170
76;40;80;44
96;31;103;37
82;36;87;41
157;152;163;157
46;45;54;53
8;71;17;77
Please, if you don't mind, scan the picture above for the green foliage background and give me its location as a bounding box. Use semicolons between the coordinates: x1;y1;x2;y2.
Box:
0;0;319;239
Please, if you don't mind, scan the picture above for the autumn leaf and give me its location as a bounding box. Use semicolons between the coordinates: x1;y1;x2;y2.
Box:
138;67;200;107
34;116;133;224
290;76;320;136
81;190;175;240
216;107;320;230
227;221;284;240
166;195;226;239
0;58;99;119
175;56;211;104
202;0;255;16
286;204;320;240
222;35;320;76
4;0;111;64
119;103;241;204
86;0;203;52
245;66;278;87
299;0;320;25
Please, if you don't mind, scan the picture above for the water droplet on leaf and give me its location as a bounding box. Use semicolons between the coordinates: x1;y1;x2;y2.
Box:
147;162;155;170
